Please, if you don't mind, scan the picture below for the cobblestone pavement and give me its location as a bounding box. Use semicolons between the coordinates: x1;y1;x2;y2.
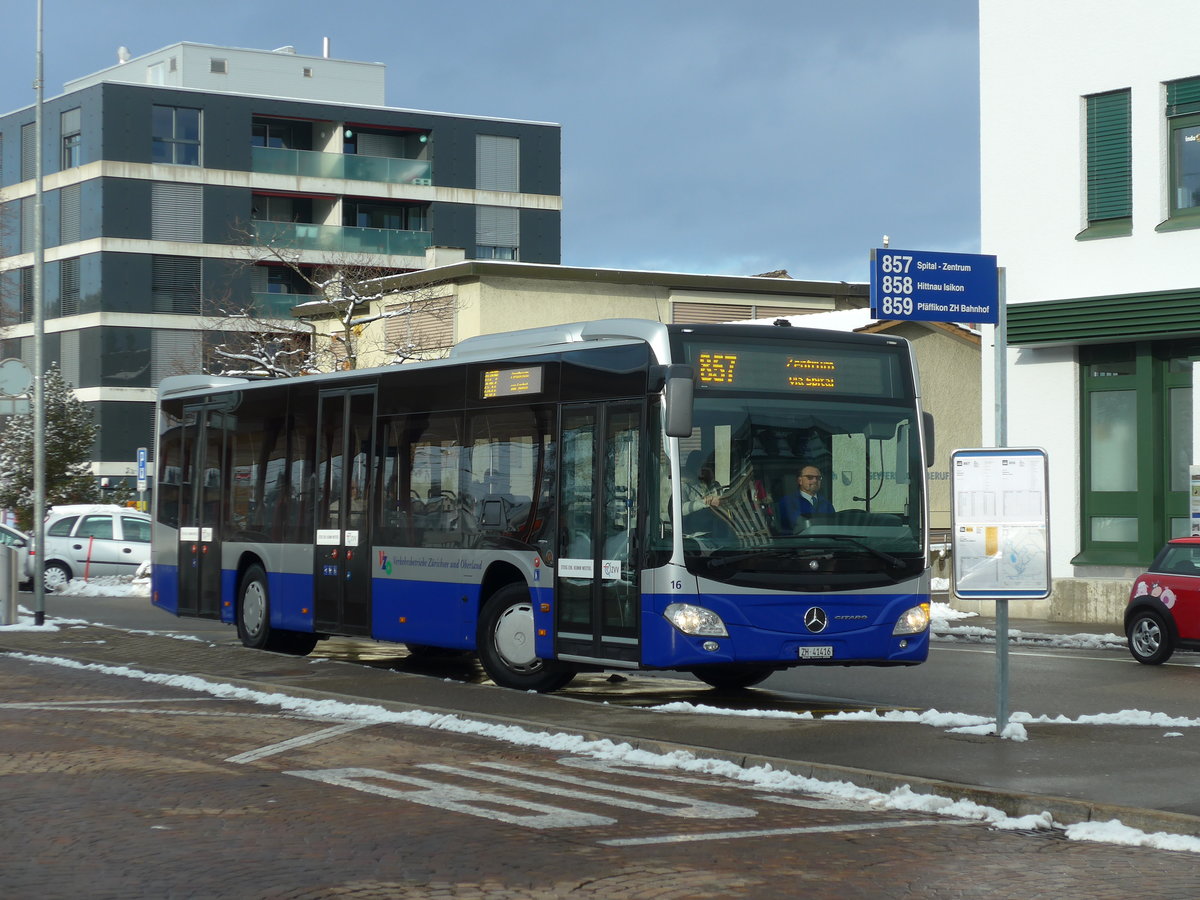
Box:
4;652;1200;900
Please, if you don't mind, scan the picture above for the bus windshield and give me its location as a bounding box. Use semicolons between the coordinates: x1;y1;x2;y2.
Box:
660;392;925;586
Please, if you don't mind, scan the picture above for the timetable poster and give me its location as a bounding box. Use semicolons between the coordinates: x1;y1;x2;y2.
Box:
950;448;1050;599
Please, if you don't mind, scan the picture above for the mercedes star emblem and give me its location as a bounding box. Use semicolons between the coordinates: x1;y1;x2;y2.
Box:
804;607;828;633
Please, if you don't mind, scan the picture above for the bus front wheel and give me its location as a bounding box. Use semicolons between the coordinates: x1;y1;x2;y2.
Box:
237;564;317;656
478;584;575;692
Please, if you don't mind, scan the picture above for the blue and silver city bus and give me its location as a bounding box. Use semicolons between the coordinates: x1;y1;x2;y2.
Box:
152;319;934;691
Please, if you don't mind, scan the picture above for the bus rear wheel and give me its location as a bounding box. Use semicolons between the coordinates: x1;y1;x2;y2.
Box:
690;665;775;690
237;564;317;656
478;584;575;692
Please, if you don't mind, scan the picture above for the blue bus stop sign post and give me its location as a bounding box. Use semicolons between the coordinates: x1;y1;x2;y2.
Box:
870;248;999;325
137;447;148;510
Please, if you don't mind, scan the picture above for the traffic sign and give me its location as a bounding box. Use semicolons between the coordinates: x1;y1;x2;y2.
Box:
870;248;999;324
0;358;33;397
137;447;148;493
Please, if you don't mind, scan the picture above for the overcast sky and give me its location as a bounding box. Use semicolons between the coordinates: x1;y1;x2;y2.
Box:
0;0;980;283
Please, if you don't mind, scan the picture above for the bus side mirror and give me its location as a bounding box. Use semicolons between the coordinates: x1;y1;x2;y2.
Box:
923;412;935;468
663;365;694;438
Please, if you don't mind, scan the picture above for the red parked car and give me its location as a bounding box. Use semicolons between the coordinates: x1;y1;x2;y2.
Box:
1126;537;1200;664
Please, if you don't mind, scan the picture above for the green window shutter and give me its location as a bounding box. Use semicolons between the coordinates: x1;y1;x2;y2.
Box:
1086;90;1131;223
1166;76;1200;117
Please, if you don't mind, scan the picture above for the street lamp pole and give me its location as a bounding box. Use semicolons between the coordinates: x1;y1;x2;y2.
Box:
32;0;47;625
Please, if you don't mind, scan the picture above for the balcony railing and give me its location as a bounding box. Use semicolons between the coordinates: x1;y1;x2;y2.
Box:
251;146;432;185
249;292;318;317
252;220;433;257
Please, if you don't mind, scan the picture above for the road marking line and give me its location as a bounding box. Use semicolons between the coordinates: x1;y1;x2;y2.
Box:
600;819;954;846
226;722;373;763
287;767;616;828
424;762;756;819
0;698;211;707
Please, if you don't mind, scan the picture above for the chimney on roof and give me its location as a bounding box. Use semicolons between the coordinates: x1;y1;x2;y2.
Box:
323;37;331;58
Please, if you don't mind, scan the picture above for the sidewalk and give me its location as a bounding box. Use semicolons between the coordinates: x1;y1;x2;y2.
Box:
4;617;1199;842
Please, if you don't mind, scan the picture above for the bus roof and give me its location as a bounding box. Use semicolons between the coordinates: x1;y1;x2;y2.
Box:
156;318;910;402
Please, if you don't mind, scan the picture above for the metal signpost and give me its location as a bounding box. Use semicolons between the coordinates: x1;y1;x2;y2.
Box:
137;447;148;511
871;247;1034;736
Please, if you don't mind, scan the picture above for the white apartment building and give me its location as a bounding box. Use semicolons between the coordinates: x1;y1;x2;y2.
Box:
980;0;1200;619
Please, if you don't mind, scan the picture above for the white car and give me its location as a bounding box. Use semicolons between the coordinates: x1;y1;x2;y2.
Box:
0;522;30;588
0;522;28;550
28;505;151;591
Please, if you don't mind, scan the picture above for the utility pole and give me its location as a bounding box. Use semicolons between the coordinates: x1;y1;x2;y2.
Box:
32;0;47;625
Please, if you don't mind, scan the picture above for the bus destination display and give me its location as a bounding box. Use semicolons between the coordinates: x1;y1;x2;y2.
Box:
481;365;544;399
686;340;901;398
699;353;837;390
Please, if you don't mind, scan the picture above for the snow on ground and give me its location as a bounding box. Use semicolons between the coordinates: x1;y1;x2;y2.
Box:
56;574;151;598
4;584;1199;852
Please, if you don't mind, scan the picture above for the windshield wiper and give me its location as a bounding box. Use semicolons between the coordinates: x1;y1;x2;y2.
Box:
702;535;906;570
810;534;905;569
703;546;827;568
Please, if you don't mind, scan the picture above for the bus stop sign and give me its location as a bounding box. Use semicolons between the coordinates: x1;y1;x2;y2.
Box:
870;248;999;324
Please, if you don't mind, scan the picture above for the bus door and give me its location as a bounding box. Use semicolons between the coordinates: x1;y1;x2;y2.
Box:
314;388;376;635
177;405;226;619
556;401;643;664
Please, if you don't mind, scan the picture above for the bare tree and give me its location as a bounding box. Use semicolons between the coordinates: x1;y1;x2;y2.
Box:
212;223;459;374
198;289;319;378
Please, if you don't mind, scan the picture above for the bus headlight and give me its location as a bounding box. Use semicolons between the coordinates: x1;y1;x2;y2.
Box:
664;603;728;637
893;603;931;636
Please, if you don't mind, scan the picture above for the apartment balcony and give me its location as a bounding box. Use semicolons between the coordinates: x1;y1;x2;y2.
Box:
252;220;433;257
249;292;317;318
251;146;432;185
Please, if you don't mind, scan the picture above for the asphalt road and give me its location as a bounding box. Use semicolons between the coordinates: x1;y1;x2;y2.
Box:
6;623;1200;898
27;590;1193;726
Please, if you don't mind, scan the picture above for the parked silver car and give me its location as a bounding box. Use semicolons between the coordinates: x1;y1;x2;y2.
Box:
0;521;28;550
27;505;151;591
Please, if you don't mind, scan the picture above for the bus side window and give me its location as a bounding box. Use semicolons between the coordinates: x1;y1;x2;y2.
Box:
466;410;533;540
376;417;412;545
408;414;464;549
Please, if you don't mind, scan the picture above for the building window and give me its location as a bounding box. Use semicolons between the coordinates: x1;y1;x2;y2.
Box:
345;200;427;231
60;183;81;244
1079;89;1131;239
60;257;80;317
152;330;202;382
19;267;33;324
20;122;35;181
251;117;312;150
152;106;201;166
1077;341;1197;566
152;256;202;314
475;206;518;261
475;245;518;260
151;182;203;241
476;134;519;191
209;58;228;75
61;108;82;169
1163;77;1200;228
20;196;34;254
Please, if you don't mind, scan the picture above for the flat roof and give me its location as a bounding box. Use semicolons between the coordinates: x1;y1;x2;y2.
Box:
369;260;868;299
